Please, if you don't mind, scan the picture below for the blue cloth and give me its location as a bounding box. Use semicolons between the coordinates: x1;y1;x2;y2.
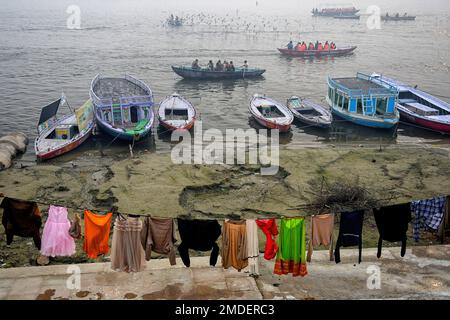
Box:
411;196;446;241
287;43;293;50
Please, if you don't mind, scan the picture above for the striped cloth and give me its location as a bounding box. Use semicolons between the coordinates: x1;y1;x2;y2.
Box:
411;196;446;242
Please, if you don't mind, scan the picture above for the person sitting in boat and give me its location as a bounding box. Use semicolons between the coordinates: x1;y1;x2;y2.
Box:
294;42;301;51
330;42;336;50
315;41;319;50
207;60;214;71
300;42;307;51
229;61;235;72
317;42;323;51
287;41;294;50
215;60;223;71
323;41;329;50
242;60;249;69
192;59;200;69
223;60;230;71
395;13;399;18
308;42;315;50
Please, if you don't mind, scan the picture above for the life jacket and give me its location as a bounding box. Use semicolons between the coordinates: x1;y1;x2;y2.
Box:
318;43;323;51
308;44;314;50
300;44;307;51
324;44;329;50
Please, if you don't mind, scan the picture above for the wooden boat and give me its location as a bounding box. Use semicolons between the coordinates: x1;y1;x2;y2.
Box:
171;66;265;80
249;94;293;132
312;7;359;17
158;93;197;131
287;96;332;128
333;15;360;20
381;15;416;21
370;74;450;134
277;46;356;57
326;73;399;129
35;97;94;160
89;74;155;142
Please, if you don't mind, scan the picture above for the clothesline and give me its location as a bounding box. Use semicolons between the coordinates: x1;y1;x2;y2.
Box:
0;192;448;221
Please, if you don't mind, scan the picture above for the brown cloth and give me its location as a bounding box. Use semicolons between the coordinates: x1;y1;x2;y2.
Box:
307;214;335;262
1;197;42;249
222;220;248;271
69;213;82;240
140;217;177;265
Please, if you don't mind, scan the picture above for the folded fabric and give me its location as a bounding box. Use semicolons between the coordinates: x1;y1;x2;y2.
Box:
246;219;260;275
141;217;177;265
274;218;307;277
373;203;411;258
222;220;248;271
334;210;364;264
41;205;76;257
255;219;278;260
83;209;113;259
177;218;221;267
307;213;334;262
110;216;146;272
1;197;42;249
411;196;446;241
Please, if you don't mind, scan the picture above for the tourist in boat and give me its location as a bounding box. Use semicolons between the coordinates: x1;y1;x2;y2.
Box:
308;42;315;50
300;42;307;51
395;13;399;18
330;42;336;50
215;60;223;71
324;41;329;50
192;59;200;69
242;60;249;69
229;61;235;72
294;42;301;51
287;41;294;50
224;60;230;71
207;60;214;71
315;41;319;50
317;42;323;51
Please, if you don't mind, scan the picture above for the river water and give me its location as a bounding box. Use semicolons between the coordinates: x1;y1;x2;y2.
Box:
0;0;449;162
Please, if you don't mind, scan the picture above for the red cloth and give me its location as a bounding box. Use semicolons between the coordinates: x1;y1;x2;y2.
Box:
255;219;279;260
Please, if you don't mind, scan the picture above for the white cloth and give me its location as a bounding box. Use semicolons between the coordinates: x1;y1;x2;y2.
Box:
246;219;260;275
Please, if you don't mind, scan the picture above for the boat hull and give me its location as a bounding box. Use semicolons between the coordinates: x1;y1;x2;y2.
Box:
252;115;291;132
399;108;450;133
278;46;356;57
292;114;331;128
172;66;265;80
95;116;152;142
36;130;92;160
332;108;398;129
159;119;195;131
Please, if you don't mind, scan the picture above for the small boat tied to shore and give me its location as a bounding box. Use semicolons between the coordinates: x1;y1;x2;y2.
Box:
287;96;332;129
158;93;197;131
326;72;400;129
35;96;94;160
249;94;294;132
171;66;266;80
278;46;357;58
89;74;155;142
369;74;450;134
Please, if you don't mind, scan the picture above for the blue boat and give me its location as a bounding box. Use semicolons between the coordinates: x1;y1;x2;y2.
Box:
89;74;155;142
326;73;399;129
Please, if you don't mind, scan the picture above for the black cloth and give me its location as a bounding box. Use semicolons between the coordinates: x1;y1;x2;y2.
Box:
334;210;364;264
373;203;411;258
1;197;42;249
177;218;222;267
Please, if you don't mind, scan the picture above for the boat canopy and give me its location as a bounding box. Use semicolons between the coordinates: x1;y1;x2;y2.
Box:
37;98;61;134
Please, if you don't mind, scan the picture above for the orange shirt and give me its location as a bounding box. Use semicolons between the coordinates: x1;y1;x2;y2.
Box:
83;209;113;259
318;43;323;51
324;44;329;50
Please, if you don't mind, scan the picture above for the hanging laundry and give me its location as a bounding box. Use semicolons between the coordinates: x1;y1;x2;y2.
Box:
255;219;278;260
222;220;248;271
373;203;411;258
1;197;42;249
69;213;82;240
41;206;76;257
246;219;260;276
83;209;113;259
411;196;446;242
274;218;307;277
110;216;146;272
307;213;334;262
141;217;177;265
334;210;364;264
177;218;221;267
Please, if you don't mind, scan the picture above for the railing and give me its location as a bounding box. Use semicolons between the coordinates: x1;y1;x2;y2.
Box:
328;75;398;99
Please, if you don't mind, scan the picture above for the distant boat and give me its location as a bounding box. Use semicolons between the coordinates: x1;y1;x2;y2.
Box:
249;94;293;132
158;93;197;131
35;97;94;160
171;66;265;80
287;96;332;129
278;46;356;57
382;14;416;21
333;15;360;20
370;74;450;134
326;73;400;129
312;7;359;17
89;74;155;142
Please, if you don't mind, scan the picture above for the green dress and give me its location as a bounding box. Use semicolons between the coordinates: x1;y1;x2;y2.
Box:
274;218;308;277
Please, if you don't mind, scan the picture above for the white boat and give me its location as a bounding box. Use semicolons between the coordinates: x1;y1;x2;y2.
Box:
158;93;197;131
249;94;293;132
287;96;333;128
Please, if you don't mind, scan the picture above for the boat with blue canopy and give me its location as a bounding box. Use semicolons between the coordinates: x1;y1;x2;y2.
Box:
89;74;155;142
326;72;400;129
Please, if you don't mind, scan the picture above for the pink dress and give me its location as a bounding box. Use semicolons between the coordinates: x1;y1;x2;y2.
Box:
41;205;76;257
